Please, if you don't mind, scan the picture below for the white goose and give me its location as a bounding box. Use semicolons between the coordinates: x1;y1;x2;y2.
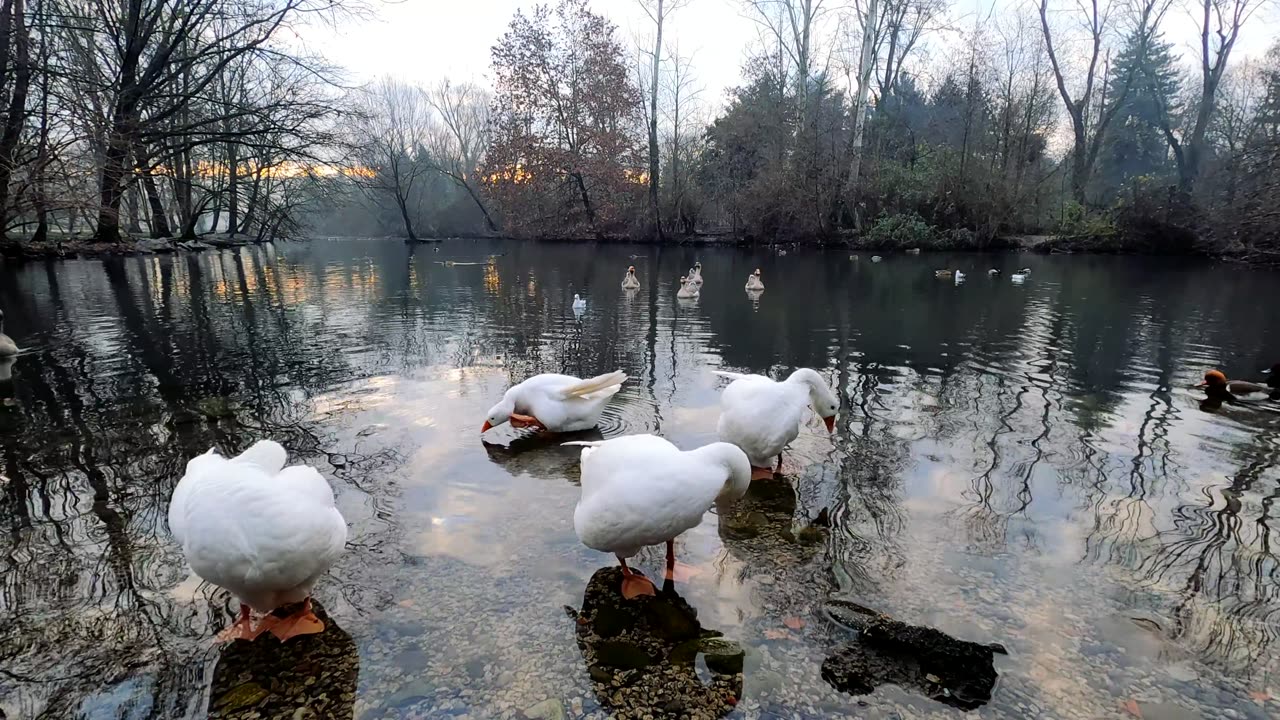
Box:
1011;267;1031;283
169;440;347;642
572;294;587;312
715;368;839;480
481;371;627;433
689;261;704;287
0;309;18;357
568;434;751;598
621;266;641;289
744;269;764;291
676;275;699;299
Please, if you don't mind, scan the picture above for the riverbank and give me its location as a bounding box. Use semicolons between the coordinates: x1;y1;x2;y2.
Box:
0;233;258;260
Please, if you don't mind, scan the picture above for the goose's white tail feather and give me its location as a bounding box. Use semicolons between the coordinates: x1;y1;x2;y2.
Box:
232;439;288;475
712;371;751;381
559;371;627;400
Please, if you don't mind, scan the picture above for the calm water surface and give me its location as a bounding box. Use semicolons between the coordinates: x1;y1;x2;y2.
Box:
2;239;1279;719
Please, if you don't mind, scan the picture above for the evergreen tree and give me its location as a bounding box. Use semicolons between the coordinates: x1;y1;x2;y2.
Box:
1096;30;1181;198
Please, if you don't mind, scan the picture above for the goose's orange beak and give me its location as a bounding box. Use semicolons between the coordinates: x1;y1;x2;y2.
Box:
481;421;493;433
823;416;835;432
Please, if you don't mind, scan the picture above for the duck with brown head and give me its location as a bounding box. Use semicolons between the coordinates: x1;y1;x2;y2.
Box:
1197;369;1274;401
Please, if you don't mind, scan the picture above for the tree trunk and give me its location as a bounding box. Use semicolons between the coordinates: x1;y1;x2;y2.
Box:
95;128;132;243
125;185;143;234
0;0;31;236
843;0;878;203
141;169;172;238
227;142;239;236
647;0;664;241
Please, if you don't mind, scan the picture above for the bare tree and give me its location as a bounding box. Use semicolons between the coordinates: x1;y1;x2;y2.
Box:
743;0;834;98
636;0;689;240
425;78;498;231
351;76;434;241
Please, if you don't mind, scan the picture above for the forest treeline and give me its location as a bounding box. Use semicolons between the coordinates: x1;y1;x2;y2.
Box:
0;0;1277;258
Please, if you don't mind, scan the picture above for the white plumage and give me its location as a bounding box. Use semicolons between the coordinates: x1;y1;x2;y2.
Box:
572;294;587;312
745;269;764;291
715;368;839;472
676;276;699;299
621;266;641;289
570;434;751;560
482;371;627;433
0;309;18;357
169;440;347;627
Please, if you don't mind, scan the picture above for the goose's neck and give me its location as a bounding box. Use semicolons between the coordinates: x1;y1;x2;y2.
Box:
690;442;751;504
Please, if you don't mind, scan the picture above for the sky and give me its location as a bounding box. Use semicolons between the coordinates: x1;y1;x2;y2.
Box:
302;0;1277;111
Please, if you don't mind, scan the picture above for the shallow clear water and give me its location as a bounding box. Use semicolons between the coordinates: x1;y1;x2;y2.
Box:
2;238;1279;719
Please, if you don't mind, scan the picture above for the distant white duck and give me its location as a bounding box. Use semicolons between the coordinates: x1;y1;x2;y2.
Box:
0;309;18;357
689;261;704;286
906;248;921;255
568;434;751;598
954;270;966;284
1011;267;1031;283
621;266;641;289
573;294;587;312
481;371;627;433
715;368;839;480
169;440;347;642
988;268;1001;276
871;255;883;263
744;269;764;291
676;275;699;299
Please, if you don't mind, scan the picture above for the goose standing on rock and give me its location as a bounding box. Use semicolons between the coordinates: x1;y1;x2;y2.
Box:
481;371;627;433
169;440;348;642
676;275;700;299
715;368;839;480
745;269;765;291
621;266;641;289
568;434;751;599
0;309;19;357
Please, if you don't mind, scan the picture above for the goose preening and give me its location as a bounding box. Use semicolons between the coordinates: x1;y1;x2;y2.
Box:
573;294;587;312
481;371;627;433
744;269;764;291
954;270;966;284
871;256;883;263
621;266;641;289
0;309;18;357
568;434;751;598
169;440;347;642
676;275;700;299
1010;268;1030;283
714;368;839;480
934;269;953;279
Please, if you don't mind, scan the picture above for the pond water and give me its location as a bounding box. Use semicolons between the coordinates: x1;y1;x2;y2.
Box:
1;238;1279;720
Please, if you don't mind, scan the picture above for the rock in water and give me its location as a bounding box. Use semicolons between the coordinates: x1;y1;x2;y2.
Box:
821;609;1004;711
574;567;742;719
208;599;358;719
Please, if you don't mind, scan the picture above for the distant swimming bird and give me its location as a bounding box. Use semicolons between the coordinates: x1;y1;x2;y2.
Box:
715;369;839;481
906;248;921;255
169;440;347;643
568;434;751;598
745;269;764;291
934;269;953;279
871;256;883;263
677;275;700;299
988;268;1001;276
1011;268;1030;283
954;270;966;284
621;266;641;289
573;294;587;312
482;371;627;434
0;309;17;357
689;262;704;286
1199;369;1274;397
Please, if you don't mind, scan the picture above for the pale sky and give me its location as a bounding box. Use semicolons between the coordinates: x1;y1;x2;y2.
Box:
303;0;1276;111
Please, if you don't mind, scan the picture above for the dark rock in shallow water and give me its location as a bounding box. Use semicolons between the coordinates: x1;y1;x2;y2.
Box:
208;600;358;719
821;607;1003;711
574;567;742;719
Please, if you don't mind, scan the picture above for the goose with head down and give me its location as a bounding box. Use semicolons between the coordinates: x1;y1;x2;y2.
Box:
568;434;751;599
481;371;627;433
169;440;348;642
715;368;839;480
